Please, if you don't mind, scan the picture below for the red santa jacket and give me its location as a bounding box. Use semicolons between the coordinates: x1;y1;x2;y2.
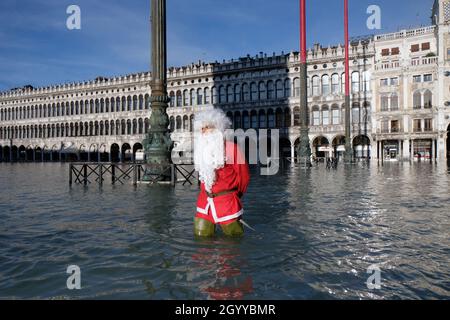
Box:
196;141;250;225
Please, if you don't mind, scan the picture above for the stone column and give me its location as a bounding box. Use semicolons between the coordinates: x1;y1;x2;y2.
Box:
343;0;352;163
431;139;435;162
403;139;410;161
291;142;295;165
371;140;378;161
143;0;173;180
296;0;311;166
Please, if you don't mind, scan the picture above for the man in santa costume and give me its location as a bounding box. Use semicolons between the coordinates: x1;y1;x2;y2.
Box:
193;108;250;237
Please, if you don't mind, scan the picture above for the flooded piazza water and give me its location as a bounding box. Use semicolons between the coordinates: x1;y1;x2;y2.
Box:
0;161;449;299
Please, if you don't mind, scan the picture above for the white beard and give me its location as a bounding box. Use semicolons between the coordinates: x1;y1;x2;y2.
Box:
194;129;225;193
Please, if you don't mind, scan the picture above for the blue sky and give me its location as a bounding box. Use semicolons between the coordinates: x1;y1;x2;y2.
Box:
0;0;435;91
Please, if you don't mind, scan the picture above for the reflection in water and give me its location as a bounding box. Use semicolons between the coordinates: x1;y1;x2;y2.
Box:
191;242;253;300
0;162;449;299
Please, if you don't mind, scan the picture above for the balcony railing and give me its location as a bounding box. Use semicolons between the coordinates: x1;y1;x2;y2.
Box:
411;57;438;66
375;26;435;41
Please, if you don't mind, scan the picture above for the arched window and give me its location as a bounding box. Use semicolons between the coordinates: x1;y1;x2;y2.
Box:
204;87;210;104
284;78;291;97
183;89;189;106
121;97;126;112
312;76;320;96
234;112;241;129
169;117;174;132
391;94;399;110
127;120;132;135
133;96;138;110
285;108;291;127
176;91;182;107
275;80;283;99
132;119;137;134
190;89;196;106
293;107;300;126
197;88;203;105
351;71;360;93
275;108;284;127
258;82;266;100
176;116;182;130
250;110;258;128
331;73;340;94
267;81;274;100
322;75;330;96
381;95;389;111
331;105;340;124
312;106;320;126
139;95;143;110
413;91;422;109
227;85;233;103
362;71;371;92
341;73;346;93
322;105;330;125
293;78;300;97
259;110;266;128
212;87;218;104
183;115;189;131
242;83;250;101
267;109;275;128
424;90;432;108
243;111;250;129
126;97;131;111
219;86;226;103
352;103;360;124
234;84;241;102
138;118;144;134
251;82;258;101
169;92;175;107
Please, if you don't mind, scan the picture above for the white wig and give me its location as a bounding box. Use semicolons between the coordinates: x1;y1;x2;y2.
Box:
193;108;232;134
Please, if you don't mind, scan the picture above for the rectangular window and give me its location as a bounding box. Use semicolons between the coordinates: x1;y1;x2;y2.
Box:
352;108;360;124
391;47;400;55
391;95;399;110
313;111;320;126
423;74;433;82
391;120;399;133
390;77;399;86
268;114;275;128
413;119;422;132
381;96;389;111
322;110;329;125
424;119;433;131
411;44;420;52
422;42;431;51
380;79;389;86
204;89;210;104
381;49;390;56
413;75;422;83
332;109;340;124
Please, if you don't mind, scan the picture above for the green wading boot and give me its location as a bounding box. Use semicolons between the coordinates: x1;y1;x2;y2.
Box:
220;220;244;237
194;217;216;237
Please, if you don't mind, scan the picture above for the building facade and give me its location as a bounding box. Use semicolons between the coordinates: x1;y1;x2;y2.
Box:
1;0;450;164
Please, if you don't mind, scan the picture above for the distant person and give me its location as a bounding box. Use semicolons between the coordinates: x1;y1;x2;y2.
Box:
193;108;250;237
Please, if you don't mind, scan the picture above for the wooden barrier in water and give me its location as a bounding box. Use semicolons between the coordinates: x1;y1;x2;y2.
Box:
69;162;199;187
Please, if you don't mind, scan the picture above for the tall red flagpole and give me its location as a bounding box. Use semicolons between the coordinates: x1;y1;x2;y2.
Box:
297;0;312;166
343;0;353;163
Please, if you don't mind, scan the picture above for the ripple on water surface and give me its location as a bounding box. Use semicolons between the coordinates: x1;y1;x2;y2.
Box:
0;162;449;299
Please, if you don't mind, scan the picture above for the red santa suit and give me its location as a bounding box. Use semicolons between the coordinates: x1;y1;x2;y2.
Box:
196;141;250;225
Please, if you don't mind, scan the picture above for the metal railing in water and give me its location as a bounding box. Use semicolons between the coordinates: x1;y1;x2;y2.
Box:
69;162;200;186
